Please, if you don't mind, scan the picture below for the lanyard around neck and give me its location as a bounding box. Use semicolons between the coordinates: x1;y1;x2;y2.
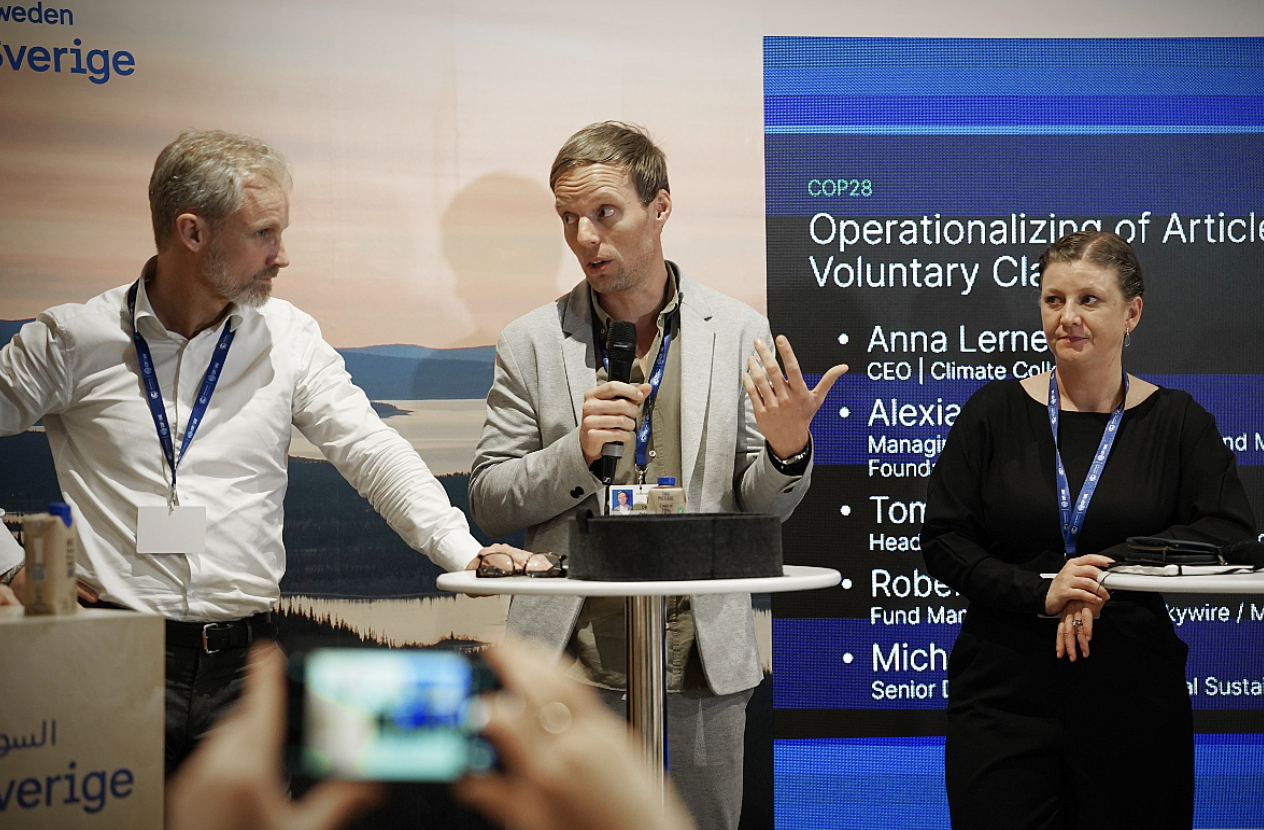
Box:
596;307;678;484
1047;367;1128;556
128;281;236;503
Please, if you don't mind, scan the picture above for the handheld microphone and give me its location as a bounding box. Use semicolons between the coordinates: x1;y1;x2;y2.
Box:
599;320;638;484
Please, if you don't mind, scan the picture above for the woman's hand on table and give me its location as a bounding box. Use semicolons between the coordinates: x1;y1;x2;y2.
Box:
1046;554;1112;662
1044;554;1112;616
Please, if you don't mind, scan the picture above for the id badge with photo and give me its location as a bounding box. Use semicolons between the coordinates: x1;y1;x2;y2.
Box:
137;504;207;554
604;484;653;516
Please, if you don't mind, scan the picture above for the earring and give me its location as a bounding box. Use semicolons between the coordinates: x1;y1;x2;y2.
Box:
1124;327;1132;348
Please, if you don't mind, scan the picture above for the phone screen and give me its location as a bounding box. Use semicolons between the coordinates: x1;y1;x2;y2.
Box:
287;648;495;781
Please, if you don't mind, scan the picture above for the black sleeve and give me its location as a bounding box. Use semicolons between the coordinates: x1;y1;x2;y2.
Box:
1157;396;1257;551
920;385;1054;616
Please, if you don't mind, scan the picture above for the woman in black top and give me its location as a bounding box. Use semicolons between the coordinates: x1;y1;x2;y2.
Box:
920;231;1256;830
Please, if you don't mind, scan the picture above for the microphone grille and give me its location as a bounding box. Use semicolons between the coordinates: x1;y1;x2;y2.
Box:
607;320;638;355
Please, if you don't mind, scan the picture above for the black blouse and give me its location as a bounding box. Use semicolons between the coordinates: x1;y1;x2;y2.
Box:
921;379;1257;616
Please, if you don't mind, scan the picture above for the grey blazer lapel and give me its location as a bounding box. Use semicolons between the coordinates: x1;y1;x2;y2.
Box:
678;275;715;498
560;284;597;426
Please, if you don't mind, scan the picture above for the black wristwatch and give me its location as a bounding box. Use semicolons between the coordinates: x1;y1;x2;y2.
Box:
768;437;812;475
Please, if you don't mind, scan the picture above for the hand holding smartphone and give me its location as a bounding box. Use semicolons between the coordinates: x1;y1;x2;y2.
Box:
286;648;497;782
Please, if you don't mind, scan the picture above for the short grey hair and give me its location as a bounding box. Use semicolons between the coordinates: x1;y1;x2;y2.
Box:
149;130;291;250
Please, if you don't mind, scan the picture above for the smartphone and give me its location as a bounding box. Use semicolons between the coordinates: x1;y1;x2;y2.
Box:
286;648;497;782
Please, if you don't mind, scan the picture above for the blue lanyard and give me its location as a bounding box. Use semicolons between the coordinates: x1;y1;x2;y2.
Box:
1047;368;1128;556
632;328;672;477
599;313;675;484
127;281;235;502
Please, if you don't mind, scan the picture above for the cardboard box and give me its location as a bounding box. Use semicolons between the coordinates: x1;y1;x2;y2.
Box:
0;608;164;828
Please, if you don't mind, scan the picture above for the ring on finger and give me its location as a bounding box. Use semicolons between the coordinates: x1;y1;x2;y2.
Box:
537;701;573;735
1071;619;1083;627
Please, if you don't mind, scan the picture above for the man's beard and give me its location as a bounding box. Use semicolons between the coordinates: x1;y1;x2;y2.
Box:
203;242;276;308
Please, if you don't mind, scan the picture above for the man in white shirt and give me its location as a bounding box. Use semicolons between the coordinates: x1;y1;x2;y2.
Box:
0;130;526;774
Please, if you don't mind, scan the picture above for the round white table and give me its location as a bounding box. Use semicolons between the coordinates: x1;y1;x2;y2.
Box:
1097;568;1264;594
437;564;841;794
436;564;840;598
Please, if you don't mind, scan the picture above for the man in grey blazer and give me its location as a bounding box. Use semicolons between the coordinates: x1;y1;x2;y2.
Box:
469;122;846;830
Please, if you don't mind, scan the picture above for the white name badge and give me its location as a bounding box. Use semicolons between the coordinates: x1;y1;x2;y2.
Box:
137;505;207;555
605;484;654;515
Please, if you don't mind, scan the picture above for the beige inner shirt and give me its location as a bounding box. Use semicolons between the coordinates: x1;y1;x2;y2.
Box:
566;269;708;692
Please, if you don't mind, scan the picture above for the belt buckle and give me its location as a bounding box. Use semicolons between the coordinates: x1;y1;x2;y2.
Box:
201;622;231;654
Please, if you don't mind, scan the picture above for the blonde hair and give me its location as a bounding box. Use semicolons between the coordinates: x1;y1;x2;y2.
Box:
550;121;668;205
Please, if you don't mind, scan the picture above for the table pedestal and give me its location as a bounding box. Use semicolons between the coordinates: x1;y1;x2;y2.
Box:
435;565;842;797
627;595;667;796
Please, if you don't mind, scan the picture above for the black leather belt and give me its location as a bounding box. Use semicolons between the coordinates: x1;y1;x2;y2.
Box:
165;612;277;654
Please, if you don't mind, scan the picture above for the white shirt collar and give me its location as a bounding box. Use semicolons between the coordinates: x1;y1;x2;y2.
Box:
134;257;246;340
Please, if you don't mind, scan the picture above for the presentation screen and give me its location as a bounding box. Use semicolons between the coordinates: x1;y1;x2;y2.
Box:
766;37;1264;829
